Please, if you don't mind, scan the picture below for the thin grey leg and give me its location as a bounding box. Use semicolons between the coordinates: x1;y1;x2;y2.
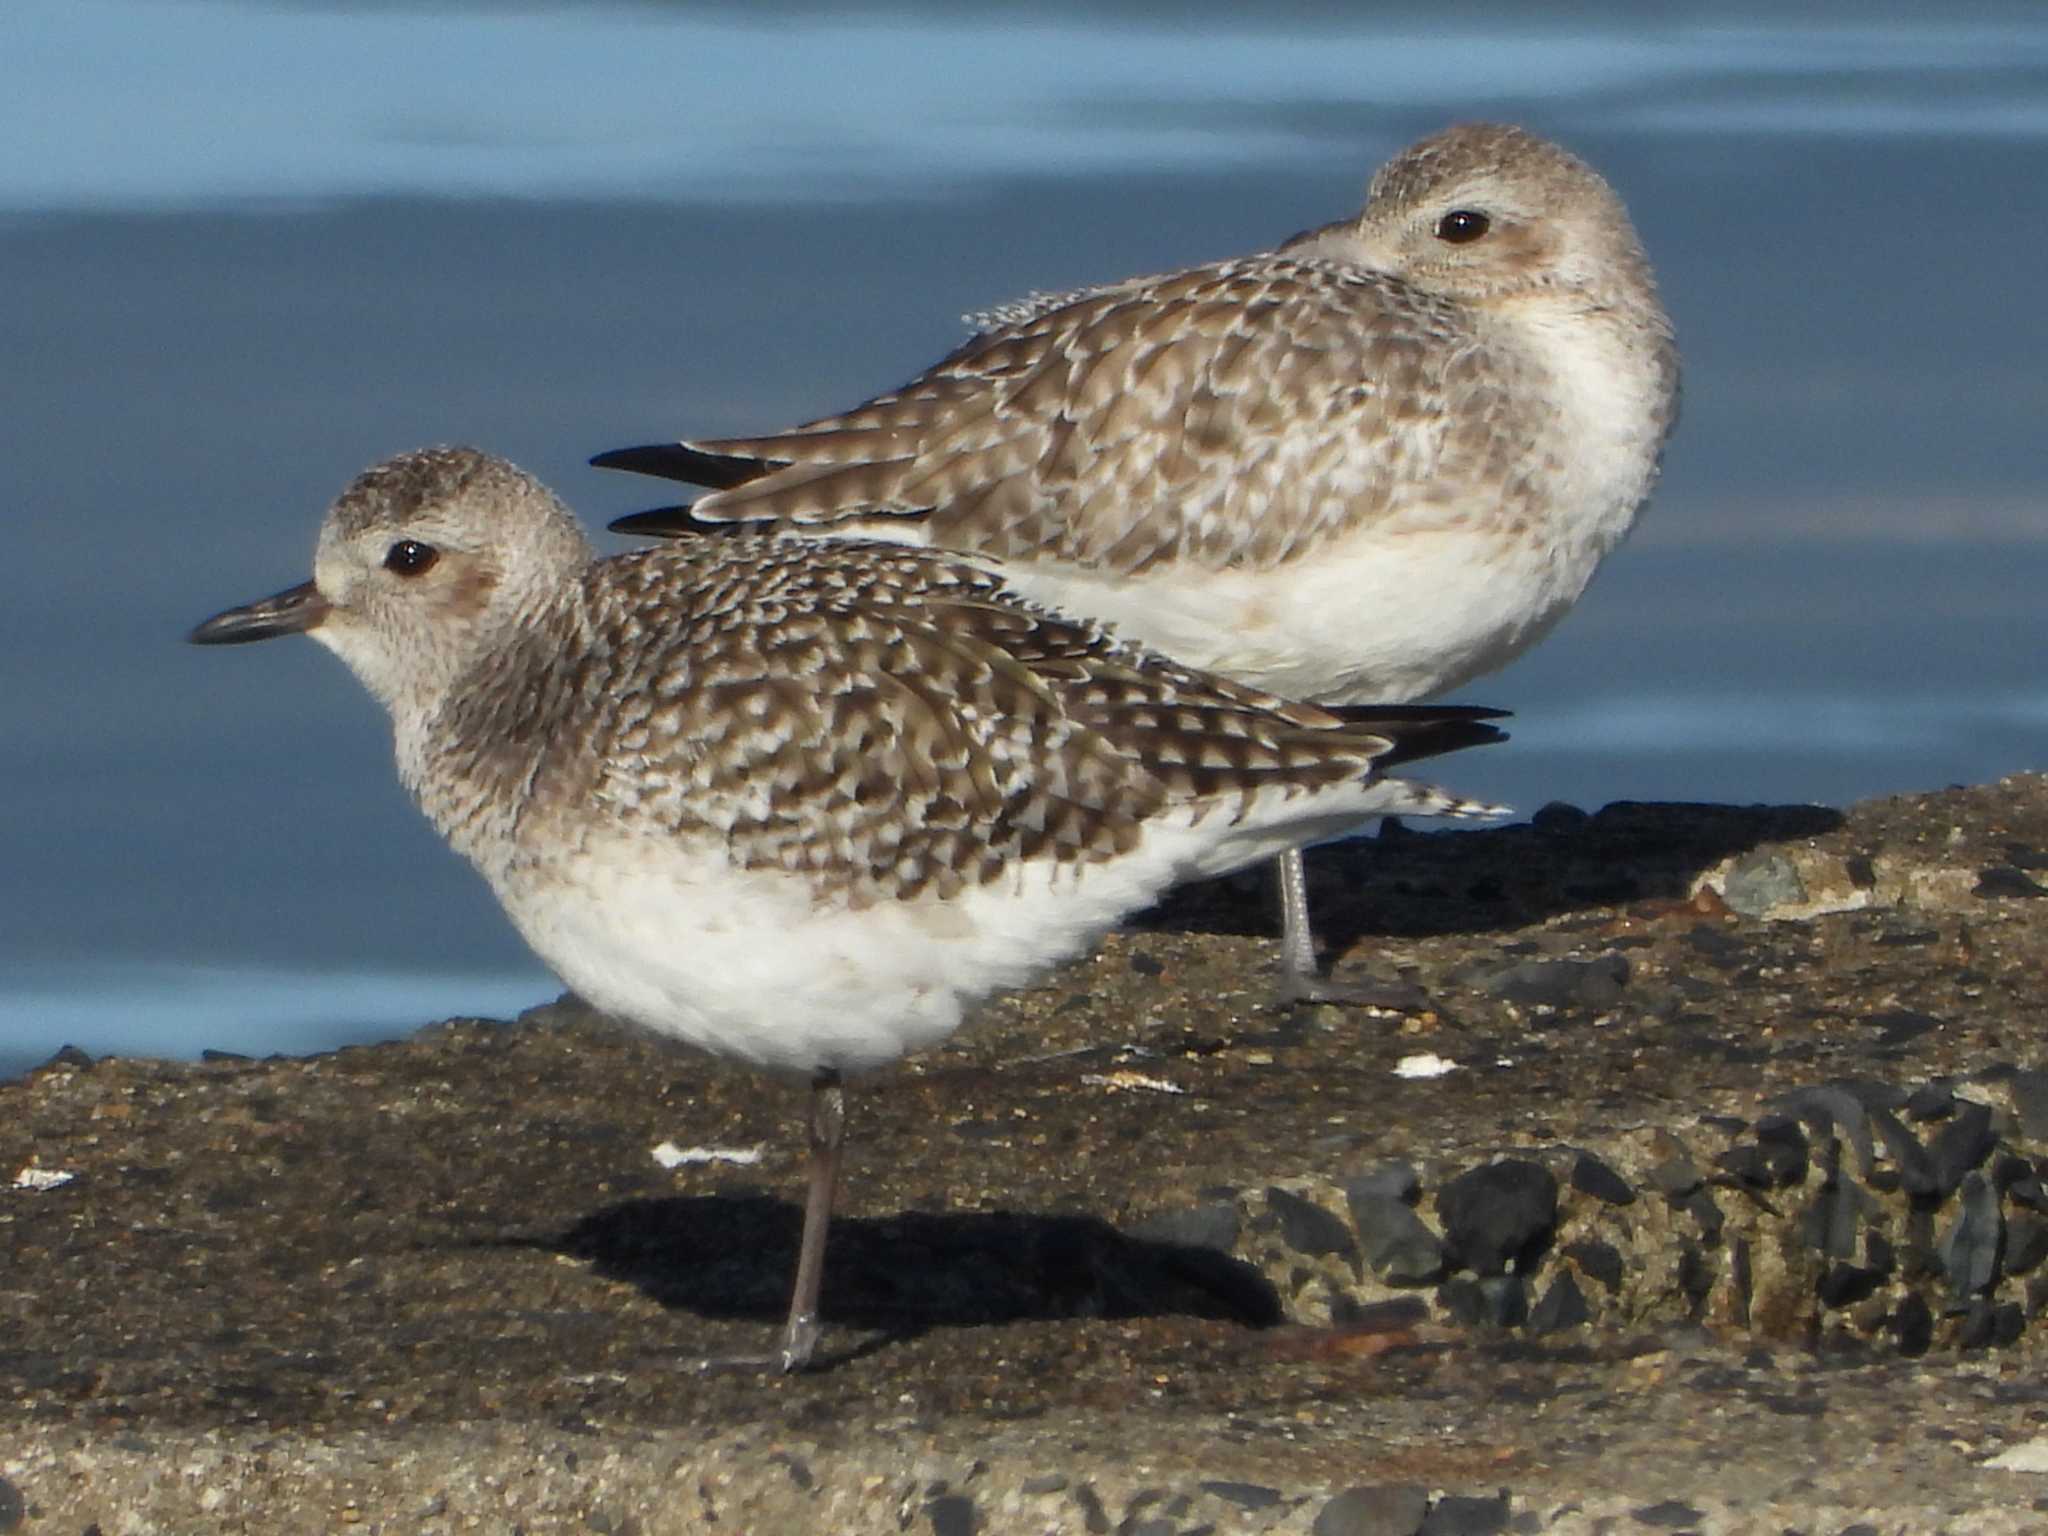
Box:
1270;846;1428;1010
776;1070;844;1373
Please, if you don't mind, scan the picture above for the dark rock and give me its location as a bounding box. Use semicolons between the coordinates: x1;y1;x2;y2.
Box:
1562;1238;1625;1294
1714;1144;1773;1189
1123;1521;1174;1536
1477;1275;1529;1328
1681;1188;1725;1244
2006;1213;2048;1277
1347;1162;1423;1205
1677;1242;1715;1314
1476;954;1630;1009
1349;1192;1446;1286
1870;1010;1942;1048
1418;1491;1510;1535
1894;1292;1934;1356
1130;1201;1240;1254
1436;1160;1558;1275
1072;1484;1111;1534
1929;1103;1997;1199
1817;1263;1883;1310
1868;1109;1940;1200
1313;1483;1429;1536
1018;1474;1068;1495
1938;1172;2003;1297
1683;925;1747;967
1754;1115;1810;1185
1993;1301;2026;1346
1265;1188;1357;1263
1644;1149;1703;1199
925;1493;977;1536
0;1477;22;1534
1957;1298;2000;1351
1569;1152;1635;1206
1905;1082;1957;1121
1201;1482;1285;1511
1992;1153;2035;1193
1630;1500;1704;1528
1974;865;2047;898
2012;1177;2048;1214
1782;1086;1875;1176
2008;842;2048;870
1437;1277;1487;1328
1529;1271;1590;1333
1127;951;1164;977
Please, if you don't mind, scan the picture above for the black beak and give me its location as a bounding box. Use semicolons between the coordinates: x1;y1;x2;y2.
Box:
187;580;330;645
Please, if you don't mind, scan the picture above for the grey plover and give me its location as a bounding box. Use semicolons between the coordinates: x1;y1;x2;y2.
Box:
596;121;1679;1005
189;446;1504;1371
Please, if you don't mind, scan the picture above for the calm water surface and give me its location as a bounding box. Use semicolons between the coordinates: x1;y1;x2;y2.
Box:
3;1;2044;1076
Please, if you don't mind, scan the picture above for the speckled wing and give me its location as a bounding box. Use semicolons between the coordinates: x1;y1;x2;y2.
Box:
598;255;1479;574
454;540;1497;907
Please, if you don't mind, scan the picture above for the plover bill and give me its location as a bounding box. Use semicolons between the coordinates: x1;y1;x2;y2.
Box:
595;121;1679;1006
188;446;1505;1372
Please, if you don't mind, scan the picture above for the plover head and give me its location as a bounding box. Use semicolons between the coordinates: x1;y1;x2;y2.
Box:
191;447;592;713
1295;122;1661;311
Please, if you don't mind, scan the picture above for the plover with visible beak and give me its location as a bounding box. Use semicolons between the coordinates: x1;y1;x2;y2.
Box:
190;446;1505;1371
596;121;1678;1006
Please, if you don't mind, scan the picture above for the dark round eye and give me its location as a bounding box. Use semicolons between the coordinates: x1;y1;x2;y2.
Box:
1435;209;1491;244
383;539;438;576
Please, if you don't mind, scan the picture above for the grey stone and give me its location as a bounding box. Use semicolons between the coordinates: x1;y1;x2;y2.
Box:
1938;1171;2003;1297
1529;1271;1590;1333
1478;954;1630;1009
1265;1188;1357;1262
1202;1481;1284;1511
1721;851;1805;916
1802;1176;1876;1259
2005;1212;2048;1276
1868;1109;1939;1199
1310;1482;1425;1536
1419;1492;1511;1534
1928;1102;1997;1198
1347;1161;1422;1205
1314;1483;1429;1536
1129;1201;1240;1254
1630;1500;1704;1528
1349;1192;1446;1285
925;1493;977;1536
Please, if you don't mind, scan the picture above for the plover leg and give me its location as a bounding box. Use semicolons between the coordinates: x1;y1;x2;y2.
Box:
777;1071;844;1373
1272;848;1427;1011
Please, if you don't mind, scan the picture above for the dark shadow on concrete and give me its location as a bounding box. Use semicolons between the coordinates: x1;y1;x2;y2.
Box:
1141;801;1849;959
542;1197;1280;1346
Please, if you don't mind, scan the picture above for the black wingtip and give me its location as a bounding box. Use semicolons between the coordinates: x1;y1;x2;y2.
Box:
608;505;711;538
591;442;769;491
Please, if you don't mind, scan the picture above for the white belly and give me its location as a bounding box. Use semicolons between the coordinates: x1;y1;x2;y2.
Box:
997;518;1601;706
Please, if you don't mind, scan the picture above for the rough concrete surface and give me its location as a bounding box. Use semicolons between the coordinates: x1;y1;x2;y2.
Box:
5;775;2048;1534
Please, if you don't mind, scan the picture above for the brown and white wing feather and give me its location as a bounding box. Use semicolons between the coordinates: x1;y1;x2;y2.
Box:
604;255;1483;574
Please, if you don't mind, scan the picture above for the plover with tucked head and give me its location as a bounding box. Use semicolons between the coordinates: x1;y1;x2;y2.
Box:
596;121;1678;1006
190;446;1504;1371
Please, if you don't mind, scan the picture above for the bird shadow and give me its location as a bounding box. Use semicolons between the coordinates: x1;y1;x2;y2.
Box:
1143;800;1848;957
532;1194;1279;1356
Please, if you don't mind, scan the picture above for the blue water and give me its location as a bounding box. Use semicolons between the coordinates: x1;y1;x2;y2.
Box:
4;2;2045;1078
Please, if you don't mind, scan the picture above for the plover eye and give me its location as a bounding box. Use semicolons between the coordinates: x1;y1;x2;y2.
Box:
383;539;439;576
1435;209;1490;244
